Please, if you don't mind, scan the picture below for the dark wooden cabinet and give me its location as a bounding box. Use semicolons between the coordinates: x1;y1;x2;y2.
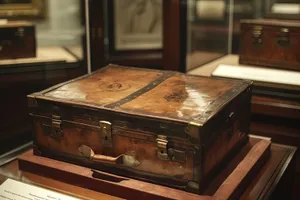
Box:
0;61;86;153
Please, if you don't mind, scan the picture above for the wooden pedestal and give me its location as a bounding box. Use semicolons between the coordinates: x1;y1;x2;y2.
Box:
17;138;273;200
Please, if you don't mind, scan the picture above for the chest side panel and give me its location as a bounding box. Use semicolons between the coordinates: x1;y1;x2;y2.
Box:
120;74;239;121
43;66;163;106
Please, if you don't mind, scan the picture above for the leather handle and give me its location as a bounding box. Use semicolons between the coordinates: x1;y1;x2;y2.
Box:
78;145;140;167
93;154;122;165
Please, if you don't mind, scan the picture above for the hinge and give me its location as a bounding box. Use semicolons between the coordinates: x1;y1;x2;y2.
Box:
99;121;112;148
156;135;186;163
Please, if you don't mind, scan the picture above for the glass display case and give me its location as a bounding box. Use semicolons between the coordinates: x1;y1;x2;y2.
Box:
187;0;300;139
186;0;233;71
186;0;300;73
0;0;87;153
186;0;268;72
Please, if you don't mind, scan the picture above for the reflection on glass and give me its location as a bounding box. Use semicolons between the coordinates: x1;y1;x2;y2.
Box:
0;0;85;61
186;0;231;72
0;0;87;153
113;0;163;50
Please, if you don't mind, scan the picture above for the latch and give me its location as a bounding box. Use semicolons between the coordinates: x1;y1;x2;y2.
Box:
157;135;169;160
252;26;263;45
156;135;186;163
15;27;25;46
51;114;63;139
277;28;290;47
99;121;112;148
42;114;63;140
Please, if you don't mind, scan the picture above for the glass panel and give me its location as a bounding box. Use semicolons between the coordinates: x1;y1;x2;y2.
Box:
186;0;267;73
0;0;87;153
232;0;264;53
102;0;164;69
186;0;233;72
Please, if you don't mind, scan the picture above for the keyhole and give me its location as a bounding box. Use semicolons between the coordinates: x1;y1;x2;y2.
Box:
104;136;108;140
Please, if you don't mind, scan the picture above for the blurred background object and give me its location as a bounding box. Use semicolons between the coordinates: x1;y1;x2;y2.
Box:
0;0;87;154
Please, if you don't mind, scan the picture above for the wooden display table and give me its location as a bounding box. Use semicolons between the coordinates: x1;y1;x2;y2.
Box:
0;137;295;200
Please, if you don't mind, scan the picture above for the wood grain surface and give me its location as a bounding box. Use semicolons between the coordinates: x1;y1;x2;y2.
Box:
44;65;162;105
214;140;271;200
121;73;238;119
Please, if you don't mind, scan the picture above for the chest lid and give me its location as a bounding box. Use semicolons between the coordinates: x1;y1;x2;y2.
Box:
241;19;300;28
29;64;251;126
240;19;300;34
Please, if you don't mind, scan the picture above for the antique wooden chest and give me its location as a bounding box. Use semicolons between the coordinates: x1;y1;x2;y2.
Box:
0;21;36;60
239;19;300;71
28;65;252;193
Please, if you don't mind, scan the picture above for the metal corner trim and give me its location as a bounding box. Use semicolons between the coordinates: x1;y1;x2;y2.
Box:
185;121;202;140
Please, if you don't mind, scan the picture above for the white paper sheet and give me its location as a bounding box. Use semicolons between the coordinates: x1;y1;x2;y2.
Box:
271;3;300;14
0;179;80;200
212;64;300;86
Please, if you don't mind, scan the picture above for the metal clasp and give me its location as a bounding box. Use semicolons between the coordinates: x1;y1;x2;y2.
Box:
100;121;112;148
51;115;62;139
15;27;25;37
157;135;169;160
42;114;63;140
277;28;290;47
156;135;186;163
252;26;263;45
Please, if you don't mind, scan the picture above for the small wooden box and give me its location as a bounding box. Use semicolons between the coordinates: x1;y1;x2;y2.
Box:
28;64;252;194
239;19;300;71
0;21;36;60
